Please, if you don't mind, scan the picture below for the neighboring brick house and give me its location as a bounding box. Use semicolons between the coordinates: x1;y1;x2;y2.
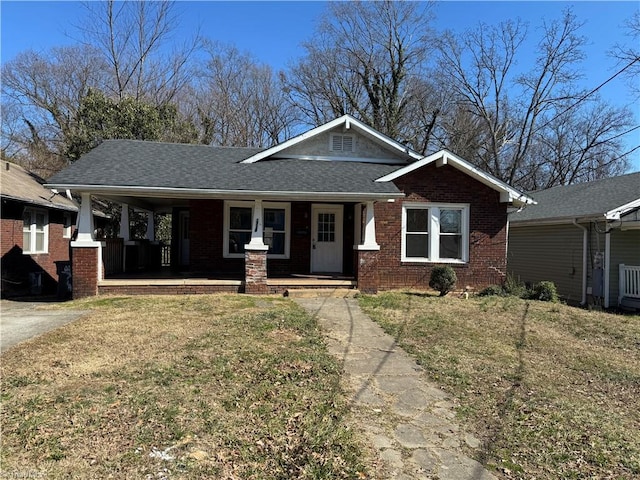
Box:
46;115;534;298
1;161;78;297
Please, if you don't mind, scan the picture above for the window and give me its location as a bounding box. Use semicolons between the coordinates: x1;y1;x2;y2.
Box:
23;208;48;254
401;203;469;263
329;133;354;153
63;212;73;238
224;201;290;258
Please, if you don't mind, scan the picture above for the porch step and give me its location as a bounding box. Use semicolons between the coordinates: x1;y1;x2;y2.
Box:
620;296;640;312
283;288;360;299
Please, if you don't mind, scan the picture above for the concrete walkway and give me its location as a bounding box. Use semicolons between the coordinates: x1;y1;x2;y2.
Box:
294;294;497;480
0;300;88;353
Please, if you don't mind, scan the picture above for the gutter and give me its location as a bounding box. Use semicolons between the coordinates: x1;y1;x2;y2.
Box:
572;219;588;306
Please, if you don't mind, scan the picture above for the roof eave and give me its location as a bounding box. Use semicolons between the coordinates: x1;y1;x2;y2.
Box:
44;183;405;202
1;193;78;212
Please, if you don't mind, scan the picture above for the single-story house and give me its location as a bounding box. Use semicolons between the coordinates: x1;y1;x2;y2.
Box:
1;161;78;297
508;172;640;310
45;115;534;298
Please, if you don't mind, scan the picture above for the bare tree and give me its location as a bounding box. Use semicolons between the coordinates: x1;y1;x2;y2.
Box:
187;42;295;147
284;0;438;147
76;0;201;104
1;45;108;175
435;9;633;188
611;10;640;98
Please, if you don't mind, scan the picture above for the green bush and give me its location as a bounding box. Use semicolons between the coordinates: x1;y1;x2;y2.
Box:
478;285;506;297
503;273;527;298
530;281;559;302
429;266;457;297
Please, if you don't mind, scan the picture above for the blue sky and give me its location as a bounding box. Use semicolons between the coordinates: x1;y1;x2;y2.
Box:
1;1;639;171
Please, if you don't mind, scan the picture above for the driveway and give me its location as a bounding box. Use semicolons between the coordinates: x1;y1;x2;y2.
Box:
1;299;88;353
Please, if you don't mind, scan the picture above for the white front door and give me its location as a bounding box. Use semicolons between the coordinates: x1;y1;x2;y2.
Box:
179;211;190;267
311;205;343;273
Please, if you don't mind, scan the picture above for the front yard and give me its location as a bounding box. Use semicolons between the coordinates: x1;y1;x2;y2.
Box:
359;292;640;479
2;293;638;479
0;295;373;479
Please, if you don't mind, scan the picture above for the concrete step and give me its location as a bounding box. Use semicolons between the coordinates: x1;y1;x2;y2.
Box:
283;288;360;298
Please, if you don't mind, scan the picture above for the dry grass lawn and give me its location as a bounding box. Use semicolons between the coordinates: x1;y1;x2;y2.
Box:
359;292;640;480
1;295;374;479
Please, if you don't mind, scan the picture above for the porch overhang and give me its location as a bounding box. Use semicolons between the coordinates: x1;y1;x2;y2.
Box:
44;183;405;210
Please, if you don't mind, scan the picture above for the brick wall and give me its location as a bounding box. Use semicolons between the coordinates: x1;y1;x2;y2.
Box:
72;247;99;299
355;249;379;293
375;163;508;291
1;200;74;296
245;249;268;294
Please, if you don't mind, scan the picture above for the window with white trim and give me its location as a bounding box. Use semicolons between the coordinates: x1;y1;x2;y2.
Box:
23;208;48;254
224;201;290;258
63;212;73;238
401;203;469;263
329;133;354;153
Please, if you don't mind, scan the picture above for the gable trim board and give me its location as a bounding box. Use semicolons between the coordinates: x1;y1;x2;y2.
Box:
241;114;423;164
377;150;536;208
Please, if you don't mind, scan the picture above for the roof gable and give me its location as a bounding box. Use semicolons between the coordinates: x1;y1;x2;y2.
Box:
376;150;535;207
241;115;423;164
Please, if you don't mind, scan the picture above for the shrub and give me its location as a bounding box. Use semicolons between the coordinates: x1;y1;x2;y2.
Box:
530;281;559;302
503;273;527;298
429;266;457;297
478;285;506;297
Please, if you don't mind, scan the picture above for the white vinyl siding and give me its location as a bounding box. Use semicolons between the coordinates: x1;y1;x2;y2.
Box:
23;208;48;254
402;203;469;263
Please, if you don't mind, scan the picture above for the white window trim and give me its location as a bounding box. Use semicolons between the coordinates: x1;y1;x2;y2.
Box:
63;212;73;238
329;133;355;153
401;202;469;264
223;201;291;259
23;208;49;254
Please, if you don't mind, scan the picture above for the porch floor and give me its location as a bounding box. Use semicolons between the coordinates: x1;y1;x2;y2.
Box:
98;271;356;295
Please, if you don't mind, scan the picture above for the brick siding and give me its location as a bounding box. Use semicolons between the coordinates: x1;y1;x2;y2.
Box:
72;247;99;299
1;200;74;296
375;163;508;291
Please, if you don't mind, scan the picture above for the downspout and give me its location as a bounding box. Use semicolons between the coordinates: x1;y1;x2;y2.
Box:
604;225;611;308
572;219;588;306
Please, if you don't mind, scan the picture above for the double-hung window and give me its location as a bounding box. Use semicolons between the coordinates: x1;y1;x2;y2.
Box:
23;208;48;254
402;203;469;263
224;201;290;259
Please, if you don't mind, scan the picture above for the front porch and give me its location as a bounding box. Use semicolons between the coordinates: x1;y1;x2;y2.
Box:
70;193;381;298
619;264;640;311
97;272;357;296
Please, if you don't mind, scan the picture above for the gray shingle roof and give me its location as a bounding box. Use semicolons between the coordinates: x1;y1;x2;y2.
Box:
1;161;78;211
46;139;402;196
510;172;640;222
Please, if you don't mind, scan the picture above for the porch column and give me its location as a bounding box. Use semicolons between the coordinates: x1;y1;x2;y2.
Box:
119;204;130;241
71;193;103;298
355;201;380;294
146;211;155;241
244;199;269;294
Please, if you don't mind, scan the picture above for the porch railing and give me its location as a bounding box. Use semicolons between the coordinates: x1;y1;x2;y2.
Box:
102;238;124;275
161;244;171;267
619;264;640;305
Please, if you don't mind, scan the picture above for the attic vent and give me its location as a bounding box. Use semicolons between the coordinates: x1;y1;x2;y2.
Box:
330;133;355;153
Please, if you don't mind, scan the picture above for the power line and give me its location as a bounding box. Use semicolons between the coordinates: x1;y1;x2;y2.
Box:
536;56;640;133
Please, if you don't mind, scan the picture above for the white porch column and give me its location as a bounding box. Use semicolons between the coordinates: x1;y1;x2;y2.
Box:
146;211;155;241
246;199;268;249
119;204;130;241
361;200;380;250
74;192;96;245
